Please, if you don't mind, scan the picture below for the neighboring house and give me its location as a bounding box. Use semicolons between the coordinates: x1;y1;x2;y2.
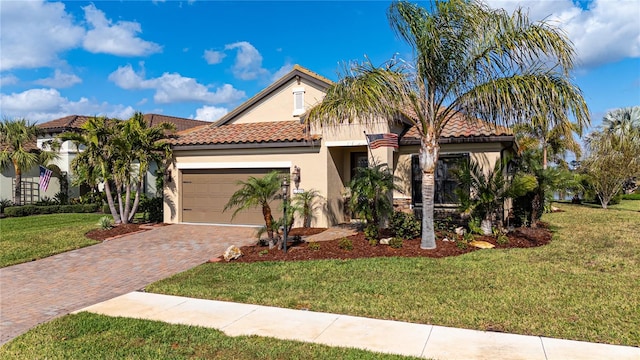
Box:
0;114;211;204
164;65;515;227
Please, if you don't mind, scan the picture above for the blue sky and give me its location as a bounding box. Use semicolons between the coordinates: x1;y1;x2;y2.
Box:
1;0;638;136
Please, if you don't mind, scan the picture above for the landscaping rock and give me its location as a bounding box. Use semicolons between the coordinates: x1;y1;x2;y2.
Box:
379;237;392;245
455;227;465;236
223;245;243;261
469;240;495;249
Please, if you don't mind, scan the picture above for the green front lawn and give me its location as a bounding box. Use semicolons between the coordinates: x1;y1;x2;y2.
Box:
0;213;104;267
148;201;640;346
0;313;417;360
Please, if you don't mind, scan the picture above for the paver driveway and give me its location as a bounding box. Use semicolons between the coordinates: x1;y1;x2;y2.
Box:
0;224;257;345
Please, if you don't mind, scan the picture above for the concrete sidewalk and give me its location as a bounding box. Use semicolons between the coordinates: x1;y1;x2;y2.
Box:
77;292;639;360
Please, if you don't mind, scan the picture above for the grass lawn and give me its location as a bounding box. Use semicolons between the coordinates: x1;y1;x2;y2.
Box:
0;213;104;267
148;201;640;346
0;312;418;360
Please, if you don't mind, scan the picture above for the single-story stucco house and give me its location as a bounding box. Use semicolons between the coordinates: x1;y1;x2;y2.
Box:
0;114;211;204
164;65;515;227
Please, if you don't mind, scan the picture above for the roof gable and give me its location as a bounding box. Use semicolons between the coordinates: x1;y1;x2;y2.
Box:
214;65;333;126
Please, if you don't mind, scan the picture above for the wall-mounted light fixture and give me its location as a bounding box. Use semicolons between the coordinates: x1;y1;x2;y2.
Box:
292;166;301;190
164;169;172;183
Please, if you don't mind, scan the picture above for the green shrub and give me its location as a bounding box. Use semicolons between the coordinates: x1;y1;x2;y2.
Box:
389;237;403;249
139;197;163;223
621;193;640;200
308;242;321;251
390;211;421;239
0;199;13;213
102;204;110;214
3;204;99;217
338;237;353;251
364;223;379;242
497;233;509;245
368;238;379;246
467;217;483;235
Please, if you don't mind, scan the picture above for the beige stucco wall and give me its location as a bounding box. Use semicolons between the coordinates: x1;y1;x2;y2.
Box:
230;78;327;124
164;144;345;227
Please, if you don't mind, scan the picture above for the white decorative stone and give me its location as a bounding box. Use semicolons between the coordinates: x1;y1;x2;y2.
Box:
379;237;392;245
454;227;465;236
223;245;242;261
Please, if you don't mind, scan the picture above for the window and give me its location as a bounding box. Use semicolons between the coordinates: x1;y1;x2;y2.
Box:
293;87;305;116
411;153;469;206
350;152;369;181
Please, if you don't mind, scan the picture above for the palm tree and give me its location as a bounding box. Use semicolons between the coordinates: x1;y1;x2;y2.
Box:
60;116;122;222
0;118;58;205
454;156;536;234
349;164;399;229
306;0;589;249
224;171;283;248
62;113;175;224
514;117;584;170
116;112;175;223
292;189;323;228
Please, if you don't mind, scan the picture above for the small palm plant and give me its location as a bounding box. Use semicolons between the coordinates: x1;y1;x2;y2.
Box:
454;156;536;234
224;171;283;249
292;189;323;228
349;164;400;231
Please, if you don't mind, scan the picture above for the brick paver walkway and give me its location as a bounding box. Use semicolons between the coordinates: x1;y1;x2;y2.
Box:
0;224;257;345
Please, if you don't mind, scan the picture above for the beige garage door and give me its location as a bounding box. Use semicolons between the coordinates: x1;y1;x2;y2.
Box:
181;168;286;225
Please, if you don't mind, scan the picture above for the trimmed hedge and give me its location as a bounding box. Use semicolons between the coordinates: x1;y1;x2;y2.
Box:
4;204;100;217
621;193;640;200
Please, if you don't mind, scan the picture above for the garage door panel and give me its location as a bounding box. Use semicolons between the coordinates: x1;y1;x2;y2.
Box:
181;168;285;225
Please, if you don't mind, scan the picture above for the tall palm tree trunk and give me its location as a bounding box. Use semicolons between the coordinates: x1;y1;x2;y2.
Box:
420;138;439;249
13;162;22;205
103;181;122;224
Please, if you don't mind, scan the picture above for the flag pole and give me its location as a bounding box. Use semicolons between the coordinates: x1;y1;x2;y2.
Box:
363;131;378;167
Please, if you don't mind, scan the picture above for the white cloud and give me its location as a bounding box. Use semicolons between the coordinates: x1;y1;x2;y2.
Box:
486;0;640;68
192;105;228;121
107;64;146;89
0;88;134;122
108;64;245;104
225;41;270;80
0;0;85;71
204;50;226;64
34;69;82;88
271;63;294;82
82;4;162;57
0;74;19;87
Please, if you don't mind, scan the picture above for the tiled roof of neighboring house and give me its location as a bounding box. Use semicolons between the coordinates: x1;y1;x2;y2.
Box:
38;114;211;133
171;121;320;147
0;140;38;152
38;115;91;132
142;114;212;132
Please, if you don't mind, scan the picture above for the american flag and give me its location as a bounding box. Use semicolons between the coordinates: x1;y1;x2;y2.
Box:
366;133;399;149
39;166;53;191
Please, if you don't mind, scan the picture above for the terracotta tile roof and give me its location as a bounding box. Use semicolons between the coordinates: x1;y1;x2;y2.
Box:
38;114;211;133
171;121;320;146
400;109;512;143
38;115;91;132
143;114;212;132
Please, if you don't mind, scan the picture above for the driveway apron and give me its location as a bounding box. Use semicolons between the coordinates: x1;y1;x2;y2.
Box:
0;224;257;345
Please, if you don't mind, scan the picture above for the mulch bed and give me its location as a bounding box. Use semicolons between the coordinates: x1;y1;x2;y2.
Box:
230;225;552;263
85;223;167;241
